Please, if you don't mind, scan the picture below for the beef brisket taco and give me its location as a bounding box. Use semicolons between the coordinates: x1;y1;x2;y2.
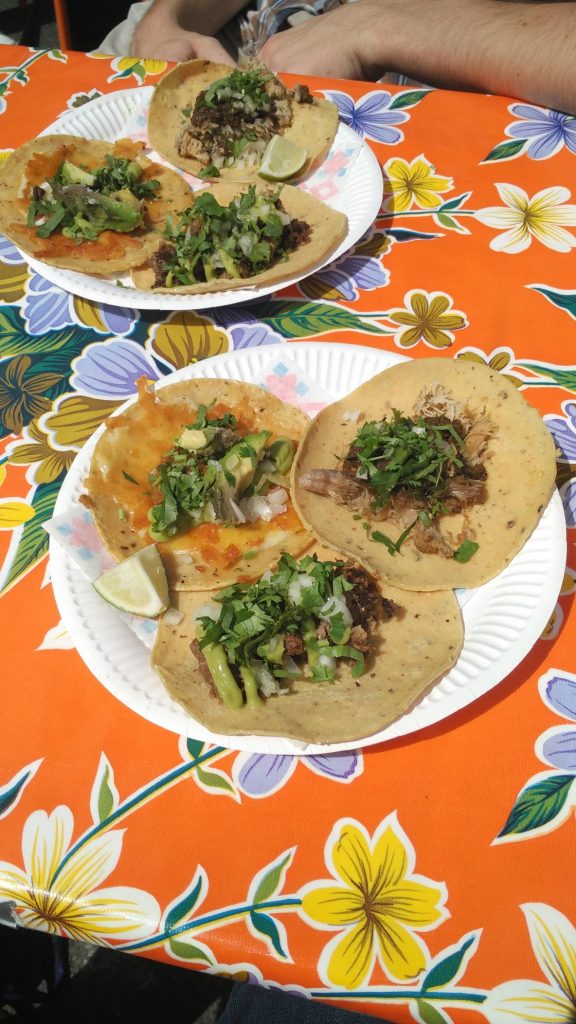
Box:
0;135;192;275
292;359;557;591
83;378;312;590
131;180;347;293
148;60;338;181
151;546;464;743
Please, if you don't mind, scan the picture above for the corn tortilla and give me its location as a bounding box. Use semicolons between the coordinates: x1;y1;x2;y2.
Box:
292;359;557;591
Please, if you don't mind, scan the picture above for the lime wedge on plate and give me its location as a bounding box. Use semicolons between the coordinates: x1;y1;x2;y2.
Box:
259;135;309;181
93;545;169;618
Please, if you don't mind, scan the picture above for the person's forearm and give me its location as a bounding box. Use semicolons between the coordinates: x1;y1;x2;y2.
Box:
372;0;576;114
138;0;246;38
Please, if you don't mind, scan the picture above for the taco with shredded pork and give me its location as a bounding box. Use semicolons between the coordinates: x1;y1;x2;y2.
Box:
131;180;347;293
82;378;312;590
148;60;338;180
292;359;557;591
151;546;464;743
0;135;192;275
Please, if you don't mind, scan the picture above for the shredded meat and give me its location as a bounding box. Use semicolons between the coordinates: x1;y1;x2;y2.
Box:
343;565;385;627
349;624;370;653
442;474;487;513
281;218;311;252
299;469;370;508
292;83;313;104
284;632;305;657
382;598;398;620
413;519;454;557
190;638;217;697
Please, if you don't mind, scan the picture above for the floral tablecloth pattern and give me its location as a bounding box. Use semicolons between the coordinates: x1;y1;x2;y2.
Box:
0;45;575;1023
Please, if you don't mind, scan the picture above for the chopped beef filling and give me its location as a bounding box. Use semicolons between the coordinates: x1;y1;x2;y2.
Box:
284;632;306;657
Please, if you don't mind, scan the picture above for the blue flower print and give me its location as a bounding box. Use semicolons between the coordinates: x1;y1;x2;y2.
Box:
309;250;389;301
23;273;75;335
506;104;576;160
324;89;408;144
0;237;25;265
228;322;285;349
232;750;362;798
71;339;160;398
538;672;576;771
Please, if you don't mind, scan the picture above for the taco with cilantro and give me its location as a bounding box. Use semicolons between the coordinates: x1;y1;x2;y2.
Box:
82;377;312;590
131;180;347;293
0;134;192;275
151;546;464;743
292;359;557;591
148;60;338;181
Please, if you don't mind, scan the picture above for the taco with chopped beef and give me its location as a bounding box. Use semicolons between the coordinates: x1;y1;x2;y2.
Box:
148;60;338;181
82;377;312;590
151;545;464;743
292;358;557;591
131;179;347;293
0;135;192;275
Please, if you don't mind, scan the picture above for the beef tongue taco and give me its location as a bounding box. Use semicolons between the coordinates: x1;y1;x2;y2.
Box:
151;546;464;743
147;60;338;181
82;378;312;590
0;135;192;275
131;180;348;293
292;359;557;591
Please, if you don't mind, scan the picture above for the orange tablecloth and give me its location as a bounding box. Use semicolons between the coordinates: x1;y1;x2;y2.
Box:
0;45;575;1021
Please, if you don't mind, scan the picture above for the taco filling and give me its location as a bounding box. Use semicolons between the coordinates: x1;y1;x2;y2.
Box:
193;553;399;709
300;385;494;562
26;153;160;243
151;183;310;287
177;66;313;172
146;400;298;542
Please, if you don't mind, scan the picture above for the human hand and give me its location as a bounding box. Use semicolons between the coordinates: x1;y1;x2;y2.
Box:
131;25;235;65
259;1;384;80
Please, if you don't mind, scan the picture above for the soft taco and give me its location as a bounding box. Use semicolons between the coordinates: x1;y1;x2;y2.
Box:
151;546;464;743
148;60;338;181
0;135;192;275
131;180;348;293
292;359;557;591
82;378;312;590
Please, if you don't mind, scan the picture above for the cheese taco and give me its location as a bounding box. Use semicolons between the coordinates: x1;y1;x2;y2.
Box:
0;135;192;275
152;546;463;743
131;180;348;293
292;359;557;591
147;60;338;181
83;378;312;590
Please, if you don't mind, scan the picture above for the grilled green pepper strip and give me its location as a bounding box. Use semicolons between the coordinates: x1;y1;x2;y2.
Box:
202;642;244;709
267;438;296;476
239;664;264;708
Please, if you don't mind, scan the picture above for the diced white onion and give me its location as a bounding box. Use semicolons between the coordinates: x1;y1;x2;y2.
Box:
282;655;299;675
228;497;247;523
163;606;184;626
318;654;336;670
341;409;361;423
252;659;279;697
320;595;353;627
240;487;287;523
288;573;315;604
412;426;426;436
192;603;220;623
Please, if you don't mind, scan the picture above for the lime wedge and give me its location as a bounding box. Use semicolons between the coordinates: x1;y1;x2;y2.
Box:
259;135;309;181
93;544;169;618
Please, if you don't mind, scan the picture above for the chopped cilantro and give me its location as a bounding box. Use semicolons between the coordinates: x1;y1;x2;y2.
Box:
453;540;479;562
198;165;220;179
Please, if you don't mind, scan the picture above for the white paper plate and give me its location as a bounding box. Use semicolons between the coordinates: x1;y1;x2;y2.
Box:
49;343;566;754
26;88;383;311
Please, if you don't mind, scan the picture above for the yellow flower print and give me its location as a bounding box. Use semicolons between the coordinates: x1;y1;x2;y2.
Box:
387;290;467;349
7;420;75;485
42;394;121;450
89;52;167;83
151;313;229;370
300;815;447;989
476;184;576;254
456;348;524;388
0;356;61;435
484;903;576;1022
383;155;453;213
0;805;159;942
0;501;35;529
